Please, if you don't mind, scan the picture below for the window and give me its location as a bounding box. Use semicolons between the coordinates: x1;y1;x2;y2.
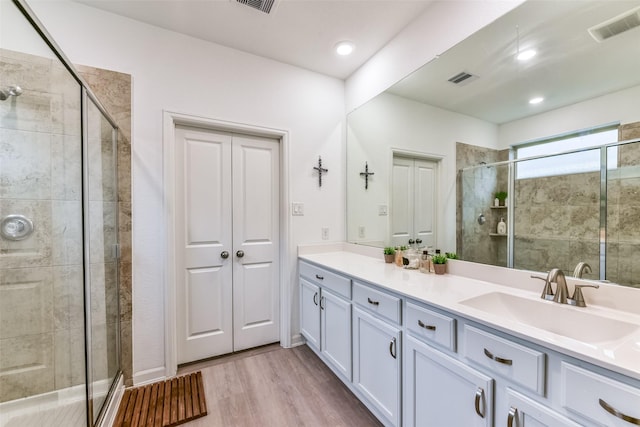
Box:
514;127;618;179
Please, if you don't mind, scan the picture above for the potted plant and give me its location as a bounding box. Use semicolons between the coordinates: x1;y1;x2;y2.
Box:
445;252;458;260
431;254;448;275
495;191;507;206
383;247;395;263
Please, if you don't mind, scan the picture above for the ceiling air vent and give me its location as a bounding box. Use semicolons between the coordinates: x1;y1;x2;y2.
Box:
588;6;640;42
236;0;277;14
447;71;479;86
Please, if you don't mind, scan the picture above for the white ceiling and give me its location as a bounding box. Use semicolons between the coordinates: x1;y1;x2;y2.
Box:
72;0;435;79
387;0;640;124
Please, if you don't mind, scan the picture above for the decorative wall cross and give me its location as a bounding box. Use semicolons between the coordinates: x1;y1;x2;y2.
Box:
313;156;328;187
359;162;375;190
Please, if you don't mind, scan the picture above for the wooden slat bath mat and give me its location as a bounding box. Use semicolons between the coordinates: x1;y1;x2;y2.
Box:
113;371;207;427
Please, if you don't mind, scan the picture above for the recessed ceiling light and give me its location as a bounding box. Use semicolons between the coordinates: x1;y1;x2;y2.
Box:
335;41;354;56
529;97;544;104
517;49;537;61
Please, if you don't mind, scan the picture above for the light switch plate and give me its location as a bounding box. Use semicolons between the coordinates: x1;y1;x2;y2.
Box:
378;204;388;216
321;227;329;240
292;202;304;216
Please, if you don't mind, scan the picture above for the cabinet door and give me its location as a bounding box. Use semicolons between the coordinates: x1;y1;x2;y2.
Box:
300;278;320;349
321;289;352;381
404;335;494;427
506;389;582;427
353;307;401;427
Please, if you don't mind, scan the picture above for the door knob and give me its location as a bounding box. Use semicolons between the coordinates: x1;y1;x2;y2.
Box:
236;250;245;258
221;251;229;259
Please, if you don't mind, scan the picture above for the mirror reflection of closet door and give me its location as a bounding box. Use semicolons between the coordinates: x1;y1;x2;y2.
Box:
390;156;437;248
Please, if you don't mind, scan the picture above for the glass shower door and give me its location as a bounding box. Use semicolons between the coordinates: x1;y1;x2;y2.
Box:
84;95;119;424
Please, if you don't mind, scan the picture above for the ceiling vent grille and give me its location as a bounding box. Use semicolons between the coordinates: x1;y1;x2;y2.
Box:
236;0;276;14
447;71;479;86
588;6;640;42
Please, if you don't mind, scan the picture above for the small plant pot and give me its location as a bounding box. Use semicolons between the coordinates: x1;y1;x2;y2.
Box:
384;254;395;263
433;263;447;275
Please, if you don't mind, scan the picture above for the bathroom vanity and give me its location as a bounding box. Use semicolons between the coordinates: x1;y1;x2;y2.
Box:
299;245;640;427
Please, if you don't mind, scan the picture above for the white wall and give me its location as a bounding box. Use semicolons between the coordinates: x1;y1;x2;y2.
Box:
498;85;640;148
347;93;497;251
344;0;525;113
27;0;345;383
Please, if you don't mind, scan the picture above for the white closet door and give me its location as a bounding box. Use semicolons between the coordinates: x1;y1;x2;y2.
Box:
232;134;280;351
175;126;233;364
391;156;438;248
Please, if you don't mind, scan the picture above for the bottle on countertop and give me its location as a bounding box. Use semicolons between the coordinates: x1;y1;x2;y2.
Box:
419;250;430;273
395;246;403;266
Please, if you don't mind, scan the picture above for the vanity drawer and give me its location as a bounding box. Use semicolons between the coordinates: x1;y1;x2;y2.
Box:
299;261;351;299
405;301;456;352
463;325;546;395
352;281;401;324
561;362;640;427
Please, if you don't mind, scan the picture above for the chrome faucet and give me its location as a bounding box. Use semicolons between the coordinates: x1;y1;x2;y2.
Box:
573;262;592;278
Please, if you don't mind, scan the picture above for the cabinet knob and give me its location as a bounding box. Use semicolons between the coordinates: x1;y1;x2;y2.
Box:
236;250;245;258
220;251;229;259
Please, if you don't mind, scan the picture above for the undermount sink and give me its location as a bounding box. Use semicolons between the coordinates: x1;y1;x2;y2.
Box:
459;292;639;344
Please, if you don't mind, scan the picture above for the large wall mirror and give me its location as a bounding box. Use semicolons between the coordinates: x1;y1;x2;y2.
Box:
347;0;640;287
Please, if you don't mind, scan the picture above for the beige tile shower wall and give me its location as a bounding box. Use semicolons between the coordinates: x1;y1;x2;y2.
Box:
456;142;509;266
607;122;640;288
0;49;85;402
513;171;601;278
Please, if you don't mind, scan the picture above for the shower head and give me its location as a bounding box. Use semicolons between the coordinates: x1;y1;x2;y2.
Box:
0;85;23;101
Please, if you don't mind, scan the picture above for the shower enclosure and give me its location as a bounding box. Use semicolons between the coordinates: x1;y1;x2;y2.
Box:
0;0;121;425
460;137;640;288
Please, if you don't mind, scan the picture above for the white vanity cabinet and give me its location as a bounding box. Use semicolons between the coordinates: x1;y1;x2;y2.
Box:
505;389;583;427
404;335;494;427
352;281;402;427
299;261;352;381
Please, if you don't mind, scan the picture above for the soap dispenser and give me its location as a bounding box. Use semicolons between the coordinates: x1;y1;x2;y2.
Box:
497;217;506;235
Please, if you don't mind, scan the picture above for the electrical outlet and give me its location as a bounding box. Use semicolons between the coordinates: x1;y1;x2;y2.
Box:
358;226;365;238
292;202;304;216
321;227;329;240
378;204;388;216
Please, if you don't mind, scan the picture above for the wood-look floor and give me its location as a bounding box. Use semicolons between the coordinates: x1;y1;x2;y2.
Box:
177;344;383;427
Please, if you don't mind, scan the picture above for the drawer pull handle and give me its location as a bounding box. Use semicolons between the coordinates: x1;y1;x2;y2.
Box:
320;296;325;310
599;398;640;425
483;348;513;366
417;320;436;331
313;292;318;306
315;274;324;280
474;387;485;419
367;297;380;306
507;406;517;427
389;337;397;359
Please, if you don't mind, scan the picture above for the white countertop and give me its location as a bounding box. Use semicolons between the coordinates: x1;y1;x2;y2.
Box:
299;249;640;382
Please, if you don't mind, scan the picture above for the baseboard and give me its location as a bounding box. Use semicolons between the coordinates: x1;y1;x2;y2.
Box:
290;333;305;347
132;367;167;386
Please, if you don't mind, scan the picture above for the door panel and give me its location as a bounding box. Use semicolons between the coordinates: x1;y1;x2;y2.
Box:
414;159;437;247
176;126;233;364
232;135;280;352
391;157;412;247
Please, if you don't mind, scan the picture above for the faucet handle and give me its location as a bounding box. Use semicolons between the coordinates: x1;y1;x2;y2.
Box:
569;284;600;307
531;274;554;300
